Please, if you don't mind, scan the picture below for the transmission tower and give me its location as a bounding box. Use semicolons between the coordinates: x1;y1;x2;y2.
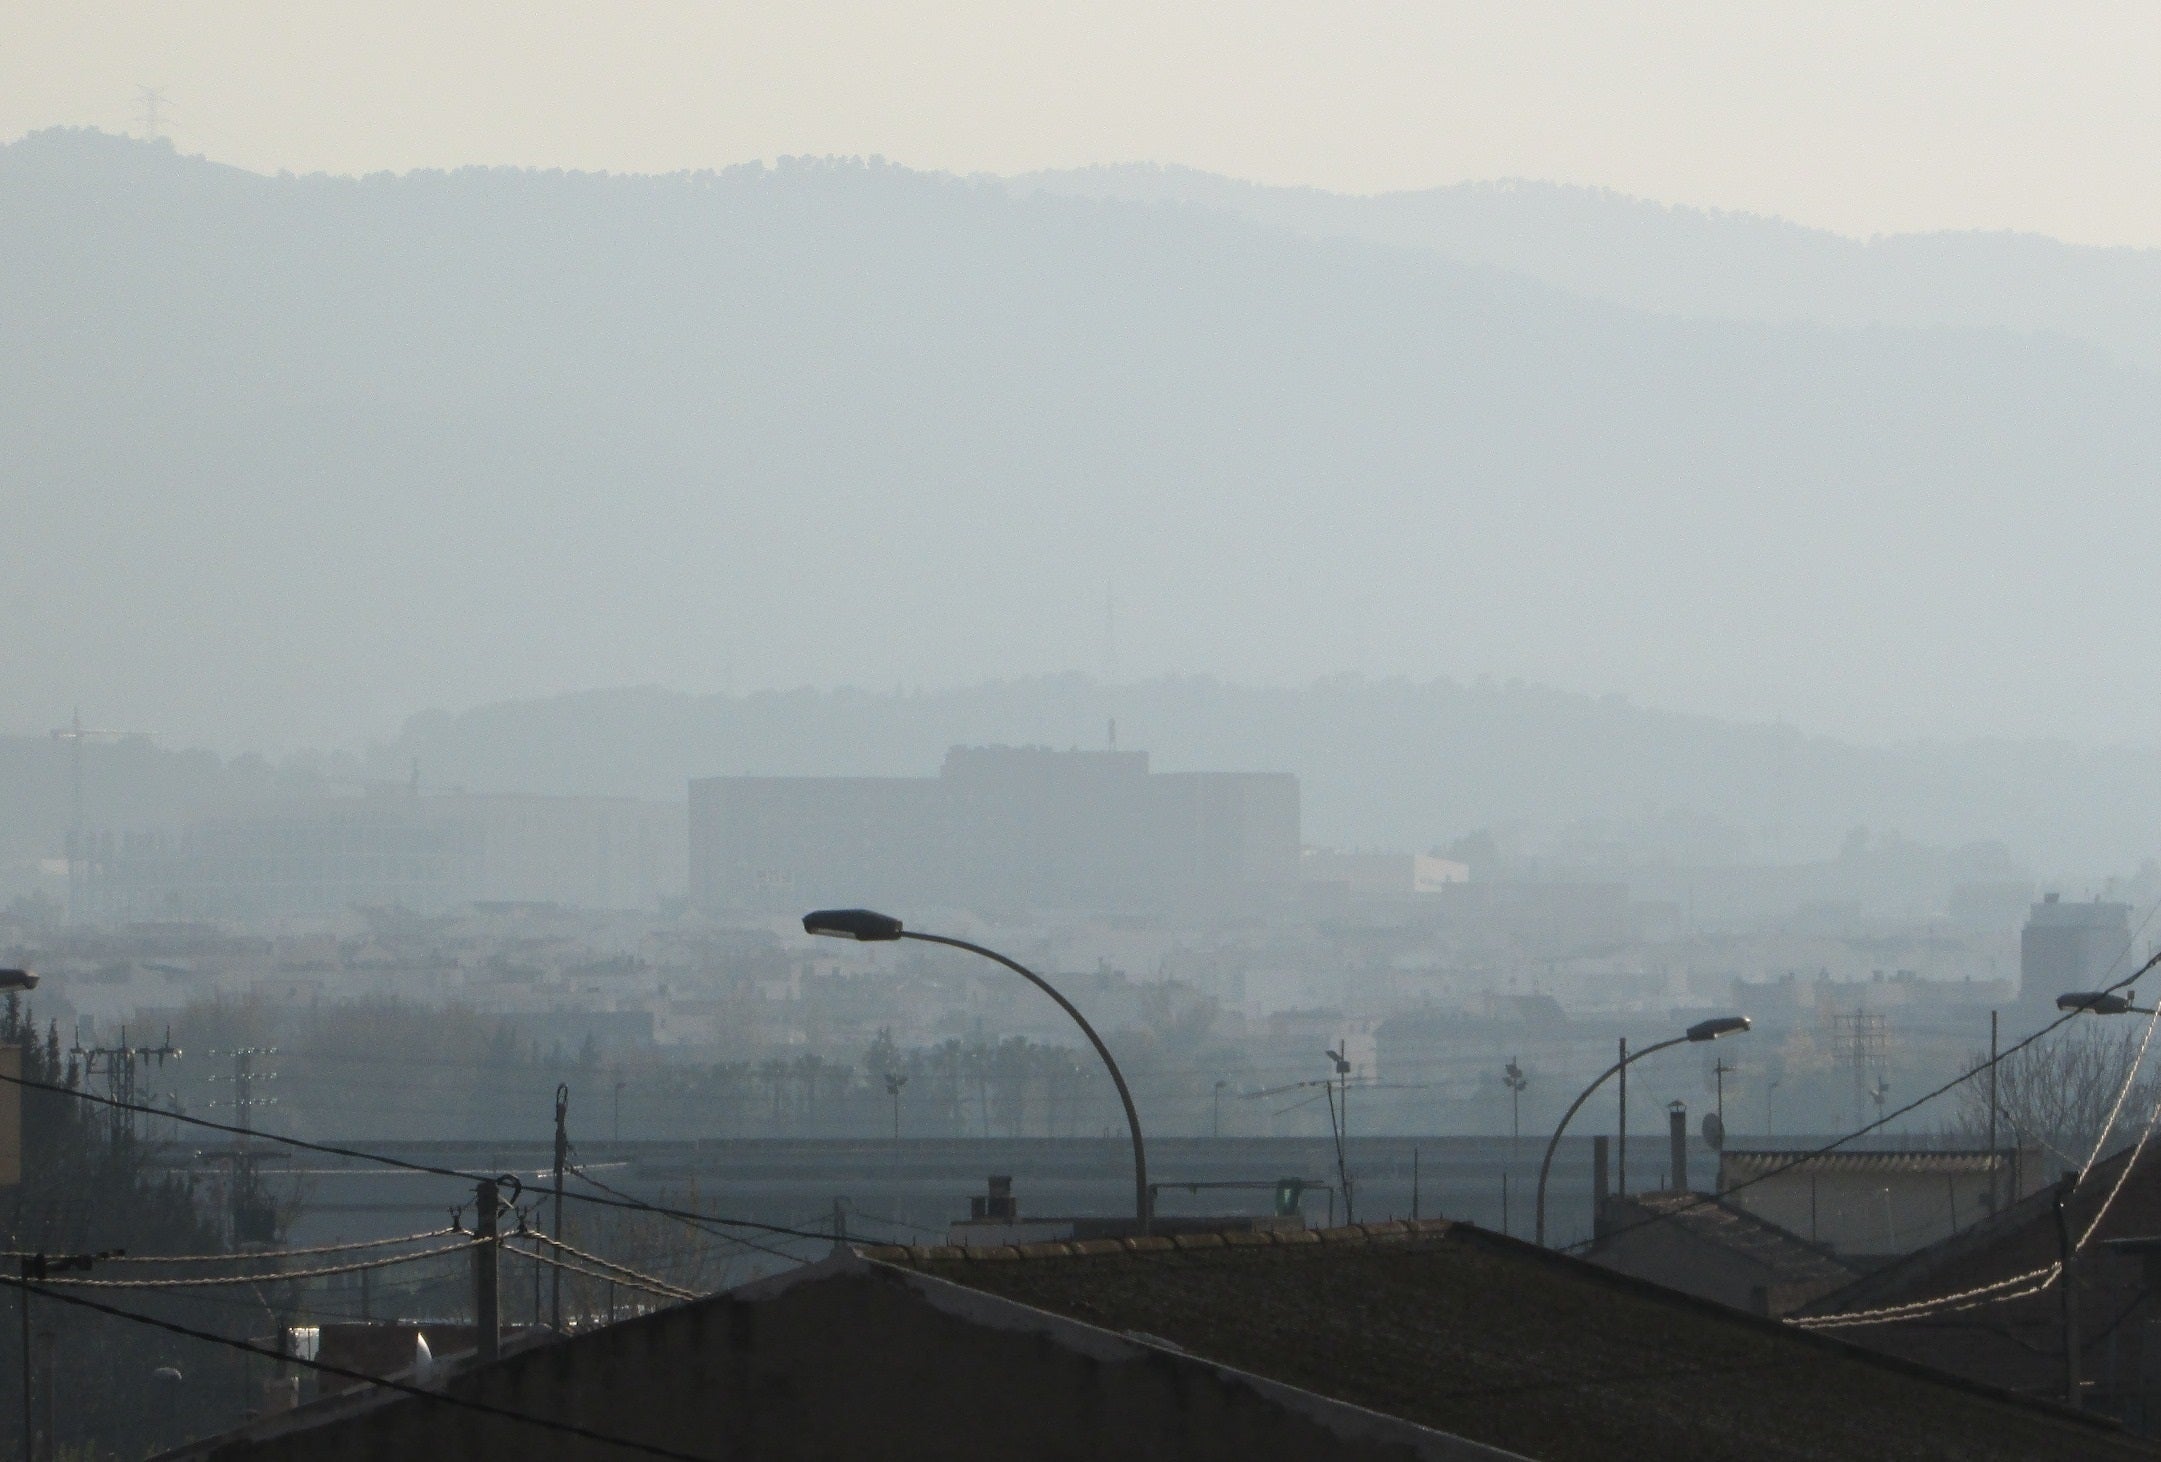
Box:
69;1026;180;1143
134;86;170;141
1832;1008;1889;1130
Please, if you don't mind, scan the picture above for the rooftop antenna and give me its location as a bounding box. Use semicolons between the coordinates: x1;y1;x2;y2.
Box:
134;86;170;141
1103;581;1117;685
1103;581;1120;753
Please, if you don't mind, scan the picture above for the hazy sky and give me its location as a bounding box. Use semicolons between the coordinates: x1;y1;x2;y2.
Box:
9;2;2161;245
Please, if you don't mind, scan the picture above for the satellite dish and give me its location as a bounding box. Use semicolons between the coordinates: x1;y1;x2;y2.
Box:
1701;1112;1726;1152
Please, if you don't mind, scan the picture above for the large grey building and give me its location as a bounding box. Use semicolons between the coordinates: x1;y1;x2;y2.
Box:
689;745;1298;915
2020;892;2132;1012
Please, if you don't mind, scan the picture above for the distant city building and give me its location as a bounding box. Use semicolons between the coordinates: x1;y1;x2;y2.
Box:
1299;850;1468;897
689;745;1298;915
68;791;685;920
2020;892;2131;1009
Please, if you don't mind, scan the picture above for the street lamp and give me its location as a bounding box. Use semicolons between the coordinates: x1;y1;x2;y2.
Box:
883;1072;908;1141
1503;1058;1529;1157
2058;991;2158;1016
805;908;1152;1231
1534;1015;1751;1246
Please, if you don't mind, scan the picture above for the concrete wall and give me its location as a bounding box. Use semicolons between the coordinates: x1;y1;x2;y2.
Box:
183;1257;1517;1462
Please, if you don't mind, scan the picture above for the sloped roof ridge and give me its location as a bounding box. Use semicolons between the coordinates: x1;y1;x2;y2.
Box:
1615;1191;1854;1286
1799;1143;2130;1318
1720;1147;2010;1175
854;1217;1454;1265
868;1215;2142;1447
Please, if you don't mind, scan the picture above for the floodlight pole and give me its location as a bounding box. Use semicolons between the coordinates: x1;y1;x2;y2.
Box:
900;931;1151;1233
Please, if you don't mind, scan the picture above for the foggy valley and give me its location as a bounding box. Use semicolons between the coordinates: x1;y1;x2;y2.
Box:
9;11;2161;1451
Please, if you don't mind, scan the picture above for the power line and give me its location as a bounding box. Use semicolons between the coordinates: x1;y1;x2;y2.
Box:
0;1065;837;1246
1568;947;2161;1263
563;1154;816;1267
15;1226;460;1266
505;1238;694;1303
0;1273;715;1461
37;1240;475;1290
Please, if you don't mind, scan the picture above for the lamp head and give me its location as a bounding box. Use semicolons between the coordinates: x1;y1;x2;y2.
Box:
1686;1015;1751;1043
2058;991;2133;1015
802;909;904;942
0;970;36;991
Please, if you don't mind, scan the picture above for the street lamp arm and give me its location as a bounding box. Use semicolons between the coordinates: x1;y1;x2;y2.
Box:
1533;1034;1688;1246
901;931;1150;1230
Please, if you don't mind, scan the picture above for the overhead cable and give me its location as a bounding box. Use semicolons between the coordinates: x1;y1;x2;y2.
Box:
1;1273;715;1462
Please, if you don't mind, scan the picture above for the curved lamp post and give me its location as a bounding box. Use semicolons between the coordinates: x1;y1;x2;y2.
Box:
1533;1015;1750;1246
805;908;1151;1232
2058;991;2158;1017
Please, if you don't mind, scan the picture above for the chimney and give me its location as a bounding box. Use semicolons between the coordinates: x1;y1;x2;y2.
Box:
1668;1101;1689;1194
1592;1134;1610;1239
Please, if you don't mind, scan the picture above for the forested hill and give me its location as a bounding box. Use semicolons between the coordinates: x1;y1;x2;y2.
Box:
6;129;2159;763
372;677;2161;876
1014;165;2161;370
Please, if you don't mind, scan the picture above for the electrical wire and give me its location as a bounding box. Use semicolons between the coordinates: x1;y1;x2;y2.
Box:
563;1155;817;1268
1;1274;716;1462
36;1239;478;1289
1568;948;2161;1266
3;1226;462;1266
504;1240;695;1303
0;1065;840;1246
1792;1002;2161;1330
514;1231;699;1299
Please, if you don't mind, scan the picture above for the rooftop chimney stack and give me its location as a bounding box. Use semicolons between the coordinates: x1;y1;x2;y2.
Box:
1668;1101;1689;1194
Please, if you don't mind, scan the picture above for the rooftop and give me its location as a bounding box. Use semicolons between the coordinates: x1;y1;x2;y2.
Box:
865;1219;2146;1462
1601;1190;1858;1303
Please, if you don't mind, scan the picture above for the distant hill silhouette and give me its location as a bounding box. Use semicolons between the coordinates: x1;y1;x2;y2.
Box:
369;677;2161;880
1012;165;2161;370
5;129;2160;765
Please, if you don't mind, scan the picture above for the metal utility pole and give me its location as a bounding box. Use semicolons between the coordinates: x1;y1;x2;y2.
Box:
550;1085;568;1333
33;1331;51;1462
1325;1047;1354;1222
884;1073;906;1141
830;1198;847;1248
17;1263;27;1462
1213;1079;1228;1140
1712;1057;1732;1123
215;1048;276;1246
18;1254;99;1462
1616;1037;1629;1196
2055;1174;2080;1409
473;1179;501;1363
1987;1011;2000;1214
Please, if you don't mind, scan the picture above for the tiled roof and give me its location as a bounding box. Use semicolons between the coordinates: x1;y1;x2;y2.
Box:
1609;1191;1857;1292
861;1219;2146;1462
1719;1148;2009;1176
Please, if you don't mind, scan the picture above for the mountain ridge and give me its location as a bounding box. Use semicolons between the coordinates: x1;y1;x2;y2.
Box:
5;128;2157;760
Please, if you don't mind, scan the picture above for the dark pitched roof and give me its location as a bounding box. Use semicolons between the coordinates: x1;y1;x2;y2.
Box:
862;1220;2152;1462
1721;1148;2007;1177
1802;1142;2152;1320
1599;1191;1858;1309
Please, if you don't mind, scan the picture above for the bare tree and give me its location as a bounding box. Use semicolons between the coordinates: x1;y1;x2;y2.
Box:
1956;1025;2161;1167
